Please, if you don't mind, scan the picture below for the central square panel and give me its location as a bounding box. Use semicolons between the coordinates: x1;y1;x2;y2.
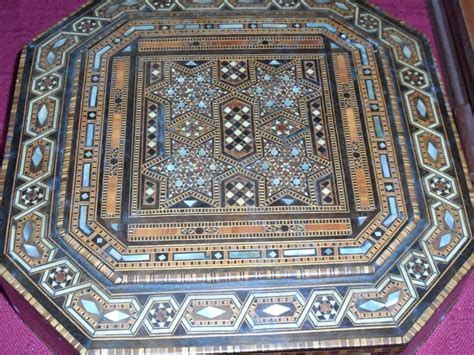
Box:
132;55;350;216
137;56;340;212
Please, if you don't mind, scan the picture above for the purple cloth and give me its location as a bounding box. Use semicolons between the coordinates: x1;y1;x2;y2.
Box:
0;1;472;354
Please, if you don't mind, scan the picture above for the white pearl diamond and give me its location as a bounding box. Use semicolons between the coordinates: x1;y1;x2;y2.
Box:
104;310;130;322
196;306;226;319
262;304;290;316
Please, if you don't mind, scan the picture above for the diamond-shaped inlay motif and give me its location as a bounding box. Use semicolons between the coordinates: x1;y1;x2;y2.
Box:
444;210;456;230
31;146;44;167
439;233;453;248
182;297;242;332
405;91;438;128
358;299;385;312
263;304;291;316
357;289;402;312
150;62;162;82
24;244;41;259
416;99;427;118
145;102;160;159
68;288;140;335
38;104;49;125
309;99;330;159
104;310;130;322
15;213;52;266
416;131;448;171
81;299;101;316
427;141;439;161
247;293;305;329
196;306;227;319
143;179;157;206
22;139;53;180
383;28;421;65
22;221;34;241
27;96;59;134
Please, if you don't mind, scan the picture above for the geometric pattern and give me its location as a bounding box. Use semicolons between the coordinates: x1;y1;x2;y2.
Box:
245;292;306;330
139;56;339;212
224;177;256;207
312;295;340;321
148;139;230;199
219;60;249;85
146;102;161;159
151;64;227;120
148;303;176;329
221;99;255;159
406;255;433;282
46;265;75;289
242;62;319;118
169;116;214;140
248;138;325;198
0;1;472;354
260;115;307;141
309;98;330;159
18;184;46;208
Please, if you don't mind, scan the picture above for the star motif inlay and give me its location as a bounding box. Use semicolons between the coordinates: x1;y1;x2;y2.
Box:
242;62;320;118
248;138;326;198
147;140;231;199
150;64;228;120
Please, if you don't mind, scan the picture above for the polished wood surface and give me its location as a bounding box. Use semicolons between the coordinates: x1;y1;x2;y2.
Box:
461;0;474;46
429;0;474;182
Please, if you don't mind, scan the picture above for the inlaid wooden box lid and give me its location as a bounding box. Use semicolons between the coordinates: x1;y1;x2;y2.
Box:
0;0;472;353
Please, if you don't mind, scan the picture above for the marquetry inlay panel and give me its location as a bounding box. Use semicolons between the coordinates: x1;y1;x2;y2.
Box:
0;1;472;353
